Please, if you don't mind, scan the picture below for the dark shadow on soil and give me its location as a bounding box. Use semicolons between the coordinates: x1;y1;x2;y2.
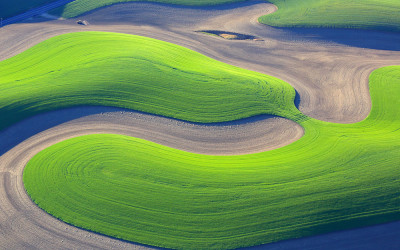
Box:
294;89;301;109
273;26;400;51
0;106;113;156
242;219;400;250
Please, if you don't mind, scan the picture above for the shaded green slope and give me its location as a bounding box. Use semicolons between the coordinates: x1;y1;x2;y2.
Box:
24;58;400;249
0;31;300;131
261;0;400;32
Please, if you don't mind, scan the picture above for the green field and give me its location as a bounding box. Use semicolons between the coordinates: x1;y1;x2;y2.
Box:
0;0;56;19
20;33;400;249
0;31;301;131
261;0;400;32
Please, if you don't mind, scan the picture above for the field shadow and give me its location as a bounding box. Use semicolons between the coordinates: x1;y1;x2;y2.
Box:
274;26;400;51
294;90;301;109
241;219;400;250
0;106;116;156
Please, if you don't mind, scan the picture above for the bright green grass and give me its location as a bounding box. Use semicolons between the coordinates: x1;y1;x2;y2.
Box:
51;0;246;18
0;31;301;131
0;0;56;19
23;57;400;249
261;0;400;32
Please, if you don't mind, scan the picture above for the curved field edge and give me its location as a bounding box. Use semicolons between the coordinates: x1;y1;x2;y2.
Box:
0;31;303;132
260;0;400;32
24;66;400;249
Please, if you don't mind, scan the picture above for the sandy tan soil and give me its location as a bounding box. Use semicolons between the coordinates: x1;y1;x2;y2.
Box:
1;0;400;249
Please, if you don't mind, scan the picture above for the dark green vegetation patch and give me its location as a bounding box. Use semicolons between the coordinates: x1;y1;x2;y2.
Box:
22;33;400;249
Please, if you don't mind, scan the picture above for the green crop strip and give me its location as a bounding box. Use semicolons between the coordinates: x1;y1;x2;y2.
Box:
19;33;400;249
0;32;302;131
261;0;400;32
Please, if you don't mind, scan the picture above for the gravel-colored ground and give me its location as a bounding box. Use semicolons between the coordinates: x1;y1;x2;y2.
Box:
0;0;400;249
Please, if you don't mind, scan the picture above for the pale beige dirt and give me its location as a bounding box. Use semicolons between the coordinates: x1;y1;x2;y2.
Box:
220;33;238;39
1;0;400;249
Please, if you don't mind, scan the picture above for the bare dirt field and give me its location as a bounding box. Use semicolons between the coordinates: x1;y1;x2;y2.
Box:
1;0;400;249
